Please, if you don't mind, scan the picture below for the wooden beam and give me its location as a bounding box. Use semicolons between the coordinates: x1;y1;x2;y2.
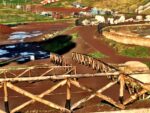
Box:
70;80;93;92
0;72;120;82
65;79;71;110
4;82;10;113
71;80;119;110
7;72;17;77
63;68;74;75
40;68;54;77
119;74;125;104
123;89;147;105
96;93;125;109
0;65;74;72
11;80;67;113
16;69;31;78
7;82;70;113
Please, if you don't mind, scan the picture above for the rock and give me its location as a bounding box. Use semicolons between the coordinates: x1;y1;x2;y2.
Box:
119;61;150;83
123;61;149;72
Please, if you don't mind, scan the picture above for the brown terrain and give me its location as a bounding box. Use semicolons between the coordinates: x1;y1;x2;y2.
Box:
0;22;150;113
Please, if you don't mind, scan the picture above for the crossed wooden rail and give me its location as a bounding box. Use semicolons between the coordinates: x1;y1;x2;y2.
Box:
0;53;150;113
0;68;123;113
72;52;119;80
1;70;150;113
71;52;150;105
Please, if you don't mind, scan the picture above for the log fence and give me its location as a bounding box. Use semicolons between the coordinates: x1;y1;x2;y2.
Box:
0;53;150;112
0;71;150;113
71;52;150;107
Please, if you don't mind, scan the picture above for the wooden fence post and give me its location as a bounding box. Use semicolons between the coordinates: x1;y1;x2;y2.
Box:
119;74;125;104
4;82;10;113
65;79;71;110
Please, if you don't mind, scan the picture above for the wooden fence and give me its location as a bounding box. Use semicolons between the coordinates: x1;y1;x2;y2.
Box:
0;53;150;113
71;52;150;108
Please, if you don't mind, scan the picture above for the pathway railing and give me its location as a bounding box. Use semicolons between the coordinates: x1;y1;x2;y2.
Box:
0;53;150;112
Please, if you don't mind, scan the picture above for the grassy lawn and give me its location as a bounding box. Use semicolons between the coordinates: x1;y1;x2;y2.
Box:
104;38;150;58
88;51;107;58
120;46;150;58
0;7;55;24
0;0;37;4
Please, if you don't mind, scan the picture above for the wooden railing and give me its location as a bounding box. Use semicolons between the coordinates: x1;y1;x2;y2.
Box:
0;69;150;113
0;53;150;113
71;52;150;106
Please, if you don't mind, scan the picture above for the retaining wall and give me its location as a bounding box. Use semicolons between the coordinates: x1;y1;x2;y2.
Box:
103;24;150;47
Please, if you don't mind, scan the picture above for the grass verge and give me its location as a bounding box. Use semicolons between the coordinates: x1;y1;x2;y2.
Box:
103;38;150;58
88;51;107;58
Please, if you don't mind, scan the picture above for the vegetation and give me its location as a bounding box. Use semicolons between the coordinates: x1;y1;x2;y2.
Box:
104;38;150;58
0;7;54;24
71;33;79;40
0;0;149;14
41;35;76;54
88;51;107;58
43;0;150;13
92;0;149;13
142;9;150;14
120;46;150;58
0;0;39;5
144;62;150;68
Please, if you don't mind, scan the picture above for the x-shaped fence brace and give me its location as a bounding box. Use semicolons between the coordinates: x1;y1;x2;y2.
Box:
0;73;121;113
0;52;150;113
72;52;119;80
0;65;76;78
71;52;150;107
0;71;150;113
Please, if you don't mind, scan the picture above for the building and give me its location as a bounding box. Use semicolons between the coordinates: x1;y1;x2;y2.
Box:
41;0;59;5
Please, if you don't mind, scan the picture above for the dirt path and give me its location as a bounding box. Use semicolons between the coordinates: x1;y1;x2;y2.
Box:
0;23;150;113
77;26;150;64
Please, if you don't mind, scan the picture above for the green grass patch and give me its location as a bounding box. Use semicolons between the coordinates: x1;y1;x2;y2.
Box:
104;38;150;58
120;46;150;58
71;33;79;40
0;7;55;24
88;51;107;58
0;0;37;5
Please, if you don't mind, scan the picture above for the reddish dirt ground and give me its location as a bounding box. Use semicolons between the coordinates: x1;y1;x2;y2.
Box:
0;22;150;113
0;24;14;34
0;22;72;45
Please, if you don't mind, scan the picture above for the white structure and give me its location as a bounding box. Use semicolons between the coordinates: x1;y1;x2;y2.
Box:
144;15;150;21
41;0;59;5
136;15;143;21
118;15;125;23
16;5;21;9
30;55;35;61
82;19;90;26
95;15;105;23
107;18;114;24
125;18;134;22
